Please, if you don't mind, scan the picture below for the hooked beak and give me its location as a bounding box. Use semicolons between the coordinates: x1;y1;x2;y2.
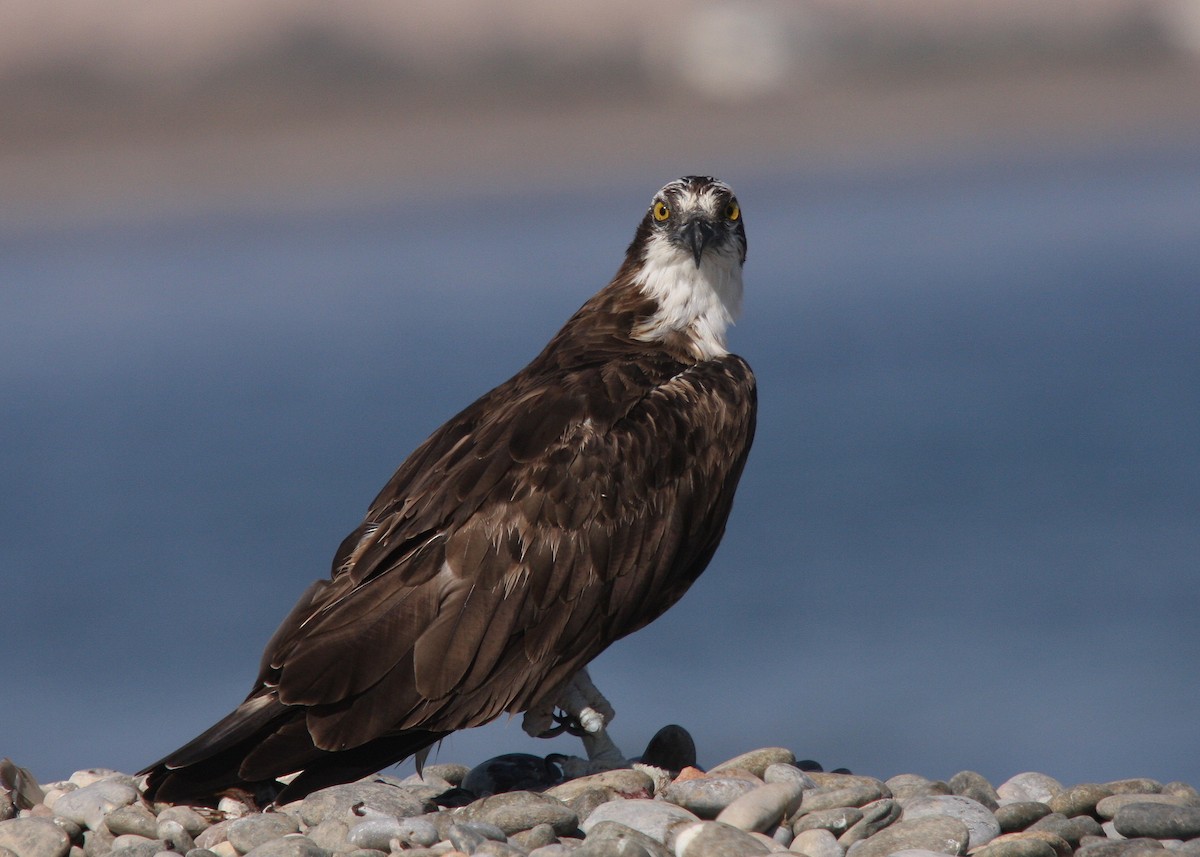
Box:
680;218;718;267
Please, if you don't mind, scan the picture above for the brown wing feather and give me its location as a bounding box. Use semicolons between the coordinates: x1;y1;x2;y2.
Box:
251;349;754;758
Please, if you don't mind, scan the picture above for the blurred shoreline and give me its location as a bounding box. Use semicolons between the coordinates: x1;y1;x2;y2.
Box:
4;54;1200;231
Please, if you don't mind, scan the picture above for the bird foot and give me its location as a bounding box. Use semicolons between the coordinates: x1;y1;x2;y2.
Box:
523;667;628;774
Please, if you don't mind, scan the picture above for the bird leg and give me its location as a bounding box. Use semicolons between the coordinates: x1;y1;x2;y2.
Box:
522;667;626;773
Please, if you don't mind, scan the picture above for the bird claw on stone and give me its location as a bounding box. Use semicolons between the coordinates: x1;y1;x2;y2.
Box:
523;667;629;771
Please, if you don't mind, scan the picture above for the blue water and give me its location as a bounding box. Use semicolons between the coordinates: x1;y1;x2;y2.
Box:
4;136;1199;789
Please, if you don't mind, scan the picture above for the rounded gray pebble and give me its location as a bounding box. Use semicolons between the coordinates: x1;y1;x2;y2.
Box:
973;838;1058;857
109;838;167;857
52;781;139;832
1077;841;1167;857
763;764;818;792
888;775;950;802
709;748;796;778
845;815;971;857
192;822;230;852
346;816;436;850
583;821;669;857
465;791;579;836
1098;794;1196;819
949;772;1001;811
105;806;159;839
548;771;656;804
1105;780;1163;796
669;820;772;856
240;835;327;857
794;807;863;836
902;795;1000;849
227;815;299;855
295;783;429;826
156;821;195;854
581;799;698;844
511;822;559;852
713;782;802;833
448;822;486;852
995;802;1053;833
0;818;72;857
838;798;900;846
1048;784;1112;818
157;810;209;840
184;850;220;857
1028;811;1095;845
790;828;841;857
1114;803;1200;840
997;775;1063;806
663;777;758;820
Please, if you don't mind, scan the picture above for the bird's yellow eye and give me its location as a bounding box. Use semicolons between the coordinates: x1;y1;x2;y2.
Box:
652;201;671;222
725;201;740;221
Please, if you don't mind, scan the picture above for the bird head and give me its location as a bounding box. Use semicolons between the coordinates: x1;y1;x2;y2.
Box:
624;176;747;360
635;175;747;269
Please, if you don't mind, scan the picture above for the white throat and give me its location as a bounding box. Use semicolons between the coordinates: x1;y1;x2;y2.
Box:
631;233;744;360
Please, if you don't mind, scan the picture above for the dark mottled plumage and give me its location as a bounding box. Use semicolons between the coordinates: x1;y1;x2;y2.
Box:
141;176;756;805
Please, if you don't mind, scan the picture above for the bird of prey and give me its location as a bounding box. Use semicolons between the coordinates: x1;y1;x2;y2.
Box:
140;175;756;806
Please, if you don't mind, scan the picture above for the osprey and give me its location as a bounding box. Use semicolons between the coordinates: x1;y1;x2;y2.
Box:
141;176;756;805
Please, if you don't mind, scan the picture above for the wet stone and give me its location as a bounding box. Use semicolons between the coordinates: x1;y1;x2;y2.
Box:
844;815;970;857
949;772;1001;811
793;807;863;836
789;828;841;857
838;798;900;846
105;806;159;839
227;815;300;855
901;795;1000;849
669;820;772;856
995;802;1053;833
663;776;759;819
1048;784;1113;818
1113;803;1200;840
710;749;796;779
713;782;803;833
0;818;72;857
581;799;698;844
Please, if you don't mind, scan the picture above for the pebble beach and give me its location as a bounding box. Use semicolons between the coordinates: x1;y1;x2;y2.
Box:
4;745;1199;857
